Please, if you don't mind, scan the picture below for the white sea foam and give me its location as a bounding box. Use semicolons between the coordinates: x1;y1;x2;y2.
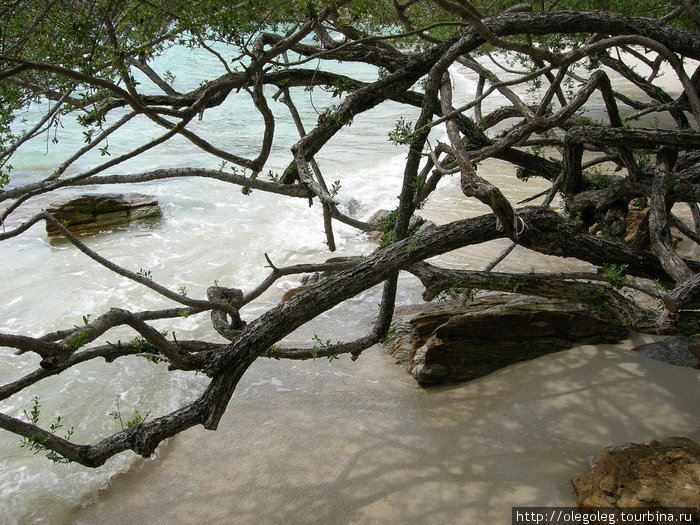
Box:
0;46;416;525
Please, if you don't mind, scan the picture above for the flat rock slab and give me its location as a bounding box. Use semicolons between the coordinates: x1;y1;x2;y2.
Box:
571;437;700;515
45;193;161;235
385;293;628;385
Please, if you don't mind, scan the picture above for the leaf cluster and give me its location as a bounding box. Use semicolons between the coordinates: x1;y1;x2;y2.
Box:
19;396;73;463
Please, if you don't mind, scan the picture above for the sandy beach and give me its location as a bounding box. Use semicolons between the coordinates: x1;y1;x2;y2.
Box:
68;336;699;524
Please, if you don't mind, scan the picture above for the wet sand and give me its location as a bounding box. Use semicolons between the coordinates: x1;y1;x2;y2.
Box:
68;336;699;524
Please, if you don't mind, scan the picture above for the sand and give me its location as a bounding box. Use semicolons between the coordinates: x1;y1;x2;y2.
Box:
68;336;699;524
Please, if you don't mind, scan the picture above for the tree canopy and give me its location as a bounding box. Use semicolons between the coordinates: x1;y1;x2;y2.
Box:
0;0;699;467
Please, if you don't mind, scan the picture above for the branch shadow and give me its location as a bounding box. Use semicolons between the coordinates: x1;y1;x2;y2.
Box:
69;339;700;525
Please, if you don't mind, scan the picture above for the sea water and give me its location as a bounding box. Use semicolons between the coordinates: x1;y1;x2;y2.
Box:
0;43;441;524
0;43;685;524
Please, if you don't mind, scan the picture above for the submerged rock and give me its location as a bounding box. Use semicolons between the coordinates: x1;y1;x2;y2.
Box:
384;293;628;385
282;256;363;302
281;284;313;302
571;437;700;515
632;336;700;369
365;209;433;244
45;193;161;235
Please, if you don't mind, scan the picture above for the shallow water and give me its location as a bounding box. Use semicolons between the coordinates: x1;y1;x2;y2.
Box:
1;46;698;524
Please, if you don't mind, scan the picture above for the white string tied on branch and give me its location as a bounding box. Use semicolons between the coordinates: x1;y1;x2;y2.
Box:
495;212;528;238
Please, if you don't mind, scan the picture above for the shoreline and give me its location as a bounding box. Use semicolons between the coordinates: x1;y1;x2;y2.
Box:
69;336;699;524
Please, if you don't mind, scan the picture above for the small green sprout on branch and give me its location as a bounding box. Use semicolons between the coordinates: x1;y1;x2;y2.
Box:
262;345;280;360
388;117;418;146
377;209;423;247
66;330;92;349
601;263;628;289
499;276;524;293
377;209;397;247
585;287;610;316
329;180;342;198
129;333;167;363
19;396;74;463
311;334;340;362
109;396;150;430
662;176;678;194
66;314;95;349
437;280;466;302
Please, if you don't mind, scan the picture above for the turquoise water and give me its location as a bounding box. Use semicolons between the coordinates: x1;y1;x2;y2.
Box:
0;44;434;524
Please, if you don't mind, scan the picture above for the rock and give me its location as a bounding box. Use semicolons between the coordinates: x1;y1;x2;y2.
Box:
319;256;362;278
365;209;433;244
366;209;392;243
366;209;391;226
624;206;649;246
300;273;320;285
45;193;161;235
384;293;628;385
623;204;683;249
344;198;362;217
632;336;700;369
571;437;700;516
281;284;313;302
282;256;363;302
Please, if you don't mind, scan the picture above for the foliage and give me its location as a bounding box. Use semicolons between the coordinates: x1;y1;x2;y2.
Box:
109;397;150;430
601;263;629;289
311;334;340;361
19;397;73;463
388;117;416;146
262;345;280;359
377;209;422;247
437;280;466;302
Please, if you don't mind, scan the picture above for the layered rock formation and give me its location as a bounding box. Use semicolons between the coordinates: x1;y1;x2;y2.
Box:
45;193;161;235
384;293;628;385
